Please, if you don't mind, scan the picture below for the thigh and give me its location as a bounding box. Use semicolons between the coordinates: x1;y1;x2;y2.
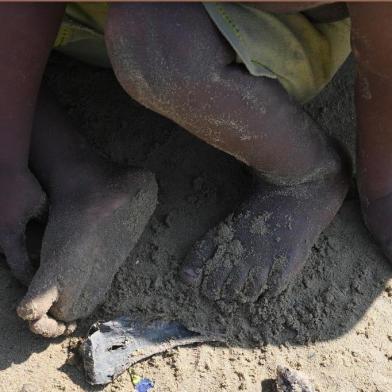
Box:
106;3;236;81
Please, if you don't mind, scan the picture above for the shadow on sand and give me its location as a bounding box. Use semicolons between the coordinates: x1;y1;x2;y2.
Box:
0;54;390;389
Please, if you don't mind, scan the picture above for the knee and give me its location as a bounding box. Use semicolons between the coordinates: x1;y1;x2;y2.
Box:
105;4;155;107
105;3;233;110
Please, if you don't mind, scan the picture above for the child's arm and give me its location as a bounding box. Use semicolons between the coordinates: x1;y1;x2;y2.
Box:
348;4;392;261
0;4;64;282
0;4;64;172
348;3;392;202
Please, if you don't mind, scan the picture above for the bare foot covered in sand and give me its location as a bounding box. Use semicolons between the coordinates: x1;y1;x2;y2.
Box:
0;170;46;285
17;167;157;337
181;175;347;303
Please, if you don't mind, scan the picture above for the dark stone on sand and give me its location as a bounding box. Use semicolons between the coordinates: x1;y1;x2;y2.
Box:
81;316;217;385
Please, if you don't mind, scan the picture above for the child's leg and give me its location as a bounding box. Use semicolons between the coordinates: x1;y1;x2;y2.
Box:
16;89;157;337
0;4;64;284
105;3;350;302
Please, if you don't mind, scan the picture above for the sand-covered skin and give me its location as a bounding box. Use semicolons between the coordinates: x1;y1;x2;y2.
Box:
17;168;158;332
0;55;391;391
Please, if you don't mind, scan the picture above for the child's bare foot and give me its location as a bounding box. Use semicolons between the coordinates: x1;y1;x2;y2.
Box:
181;173;347;303
0;170;46;285
17;167;157;337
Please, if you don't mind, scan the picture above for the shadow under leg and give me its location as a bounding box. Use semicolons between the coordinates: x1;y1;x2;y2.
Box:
105;3;350;302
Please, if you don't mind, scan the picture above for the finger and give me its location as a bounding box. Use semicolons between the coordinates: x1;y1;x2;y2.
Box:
180;231;216;286
1;232;35;286
17;282;58;321
29;314;77;338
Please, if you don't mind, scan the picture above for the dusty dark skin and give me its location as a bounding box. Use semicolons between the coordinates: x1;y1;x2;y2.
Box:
0;4;158;337
0;3;390;337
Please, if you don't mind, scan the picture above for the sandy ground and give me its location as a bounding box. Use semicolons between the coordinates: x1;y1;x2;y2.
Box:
0;54;391;392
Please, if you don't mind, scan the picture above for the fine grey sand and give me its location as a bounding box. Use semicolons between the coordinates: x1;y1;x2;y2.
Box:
0;55;391;391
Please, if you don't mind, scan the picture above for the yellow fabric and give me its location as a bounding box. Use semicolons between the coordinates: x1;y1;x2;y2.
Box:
54;3;110;67
204;3;351;103
54;3;352;103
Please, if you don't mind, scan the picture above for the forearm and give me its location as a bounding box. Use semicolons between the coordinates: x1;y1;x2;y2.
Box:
355;69;392;201
0;3;65;171
349;3;392;201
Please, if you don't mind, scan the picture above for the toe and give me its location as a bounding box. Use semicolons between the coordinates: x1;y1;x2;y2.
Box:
17;284;58;321
180;233;216;286
29;314;75;338
265;254;295;297
221;264;249;302
241;265;269;302
202;254;234;300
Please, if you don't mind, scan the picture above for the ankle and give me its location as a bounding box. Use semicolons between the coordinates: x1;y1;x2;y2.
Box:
253;137;352;188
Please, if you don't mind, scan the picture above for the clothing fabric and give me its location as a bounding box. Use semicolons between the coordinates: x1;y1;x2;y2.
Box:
54;3;110;67
54;2;351;103
204;3;351;103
